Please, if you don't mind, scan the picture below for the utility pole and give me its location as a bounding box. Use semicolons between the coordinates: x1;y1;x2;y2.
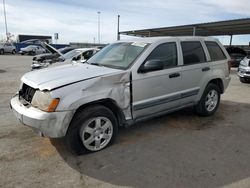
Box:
97;11;101;44
117;15;120;40
3;0;8;41
229;35;233;46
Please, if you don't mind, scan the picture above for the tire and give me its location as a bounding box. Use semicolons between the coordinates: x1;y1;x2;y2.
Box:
12;49;16;54
240;77;246;83
195;83;220;116
246;78;250;83
65;105;118;155
239;77;250;83
0;49;4;55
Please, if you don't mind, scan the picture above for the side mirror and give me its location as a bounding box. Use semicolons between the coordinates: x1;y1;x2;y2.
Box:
139;60;164;73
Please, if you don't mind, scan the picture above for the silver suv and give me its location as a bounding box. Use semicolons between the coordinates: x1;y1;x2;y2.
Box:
0;42;16;54
10;37;231;154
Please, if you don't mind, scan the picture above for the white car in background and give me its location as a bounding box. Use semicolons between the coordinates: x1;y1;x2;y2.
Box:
0;42;16;55
19;45;46;55
237;56;250;83
31;48;99;70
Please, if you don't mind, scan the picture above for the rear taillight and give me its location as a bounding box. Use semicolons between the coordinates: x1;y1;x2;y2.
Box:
227;60;232;74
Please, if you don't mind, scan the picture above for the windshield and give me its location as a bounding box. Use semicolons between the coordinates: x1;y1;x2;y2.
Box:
26;45;37;50
62;49;82;59
87;42;148;69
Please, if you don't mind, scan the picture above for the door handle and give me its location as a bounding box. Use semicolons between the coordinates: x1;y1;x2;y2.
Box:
202;67;210;72
169;73;180;78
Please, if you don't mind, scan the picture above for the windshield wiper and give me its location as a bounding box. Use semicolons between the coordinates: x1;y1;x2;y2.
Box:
88;62;102;66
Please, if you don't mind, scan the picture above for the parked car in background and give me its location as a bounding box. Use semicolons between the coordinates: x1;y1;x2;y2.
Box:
226;47;246;67
10;37;231;154
229;53;246;67
59;48;100;63
0;42;16;55
19;45;46;55
238;56;250;83
31;47;99;70
20;39;49;44
32;44;75;65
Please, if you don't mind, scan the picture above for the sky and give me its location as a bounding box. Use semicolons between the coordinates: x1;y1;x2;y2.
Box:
0;0;250;45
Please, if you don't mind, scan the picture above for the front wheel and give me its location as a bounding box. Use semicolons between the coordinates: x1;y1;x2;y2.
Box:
12;49;16;54
240;77;250;83
65;105;118;155
195;83;220;116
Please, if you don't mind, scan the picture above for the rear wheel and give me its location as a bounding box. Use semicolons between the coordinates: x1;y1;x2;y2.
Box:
12;49;16;54
0;49;4;55
65;105;118;155
195;83;220;116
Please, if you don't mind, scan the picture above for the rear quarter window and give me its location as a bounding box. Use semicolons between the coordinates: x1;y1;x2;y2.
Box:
205;41;226;61
181;41;206;65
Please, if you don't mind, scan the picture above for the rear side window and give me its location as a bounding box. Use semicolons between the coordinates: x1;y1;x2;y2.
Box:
181;41;206;65
205;41;226;61
146;42;177;69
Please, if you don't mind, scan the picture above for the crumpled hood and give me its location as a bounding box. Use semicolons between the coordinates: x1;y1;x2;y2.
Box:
40;42;63;56
21;63;121;91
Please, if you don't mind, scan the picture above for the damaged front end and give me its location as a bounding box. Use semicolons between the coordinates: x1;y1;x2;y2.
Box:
10;63;132;138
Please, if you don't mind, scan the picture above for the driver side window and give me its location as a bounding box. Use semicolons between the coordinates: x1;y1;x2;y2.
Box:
146;42;177;69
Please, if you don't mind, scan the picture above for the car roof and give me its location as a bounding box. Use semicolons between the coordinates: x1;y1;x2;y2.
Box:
117;36;219;43
27;45;39;47
75;48;97;51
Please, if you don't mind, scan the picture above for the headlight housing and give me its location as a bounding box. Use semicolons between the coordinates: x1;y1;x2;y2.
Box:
31;90;60;112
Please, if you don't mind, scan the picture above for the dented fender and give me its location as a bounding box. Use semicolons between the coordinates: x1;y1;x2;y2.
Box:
51;71;132;120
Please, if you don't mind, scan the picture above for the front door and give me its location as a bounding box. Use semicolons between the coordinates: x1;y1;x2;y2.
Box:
132;42;182;119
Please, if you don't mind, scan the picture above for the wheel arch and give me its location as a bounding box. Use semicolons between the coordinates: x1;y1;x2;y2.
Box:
68;98;126;132
207;78;224;94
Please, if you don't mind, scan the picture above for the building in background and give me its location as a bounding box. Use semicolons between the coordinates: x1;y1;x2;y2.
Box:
17;34;52;43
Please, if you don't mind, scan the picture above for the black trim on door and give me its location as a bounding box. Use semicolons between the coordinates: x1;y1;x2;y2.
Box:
133;88;199;111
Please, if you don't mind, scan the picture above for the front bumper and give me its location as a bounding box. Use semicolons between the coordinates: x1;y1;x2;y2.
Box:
10;95;74;138
237;71;250;78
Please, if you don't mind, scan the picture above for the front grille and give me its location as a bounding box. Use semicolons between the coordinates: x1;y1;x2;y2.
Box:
246;71;250;74
19;83;36;103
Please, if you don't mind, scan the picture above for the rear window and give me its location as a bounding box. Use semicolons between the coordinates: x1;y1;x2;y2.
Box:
205;41;226;61
181;41;206;65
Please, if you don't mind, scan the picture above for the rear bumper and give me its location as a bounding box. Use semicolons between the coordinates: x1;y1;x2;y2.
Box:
10;95;74;138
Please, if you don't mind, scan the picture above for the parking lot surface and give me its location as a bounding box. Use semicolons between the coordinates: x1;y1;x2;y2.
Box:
1;55;250;188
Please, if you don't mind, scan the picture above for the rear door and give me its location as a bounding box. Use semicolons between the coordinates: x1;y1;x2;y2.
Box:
178;40;211;106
